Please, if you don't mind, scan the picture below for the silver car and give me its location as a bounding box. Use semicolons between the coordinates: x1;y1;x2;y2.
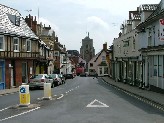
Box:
28;74;54;89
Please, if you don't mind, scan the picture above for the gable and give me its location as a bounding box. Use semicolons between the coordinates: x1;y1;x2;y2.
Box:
0;4;38;39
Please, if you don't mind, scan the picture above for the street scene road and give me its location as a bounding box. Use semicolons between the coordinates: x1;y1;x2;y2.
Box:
0;77;164;123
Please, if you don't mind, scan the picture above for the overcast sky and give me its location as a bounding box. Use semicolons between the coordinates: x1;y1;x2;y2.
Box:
1;0;161;53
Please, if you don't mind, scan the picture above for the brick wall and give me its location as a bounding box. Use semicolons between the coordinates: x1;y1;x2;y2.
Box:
15;60;22;87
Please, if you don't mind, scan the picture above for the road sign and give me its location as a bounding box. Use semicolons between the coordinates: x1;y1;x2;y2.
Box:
20;87;26;93
86;99;109;107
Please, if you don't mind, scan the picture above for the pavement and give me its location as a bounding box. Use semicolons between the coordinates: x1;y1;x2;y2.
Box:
101;77;164;109
0;87;19;95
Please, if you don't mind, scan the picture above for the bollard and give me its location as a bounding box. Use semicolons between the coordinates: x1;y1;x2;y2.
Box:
19;85;30;106
43;83;51;100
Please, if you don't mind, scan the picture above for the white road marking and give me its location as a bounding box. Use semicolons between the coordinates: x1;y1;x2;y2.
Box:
0;107;10;112
0;107;40;122
86;99;109;107
57;94;64;100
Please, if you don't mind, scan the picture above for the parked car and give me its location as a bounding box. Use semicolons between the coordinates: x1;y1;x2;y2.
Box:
64;73;74;79
80;72;87;77
28;74;54;89
49;74;62;86
58;74;65;84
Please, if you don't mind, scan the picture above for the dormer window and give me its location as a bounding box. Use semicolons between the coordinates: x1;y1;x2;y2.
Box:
15;16;20;26
7;14;20;26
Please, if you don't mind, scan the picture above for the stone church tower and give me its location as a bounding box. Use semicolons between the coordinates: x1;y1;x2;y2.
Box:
80;32;95;63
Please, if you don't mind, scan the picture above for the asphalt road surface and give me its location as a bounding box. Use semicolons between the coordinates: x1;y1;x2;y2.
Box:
0;76;164;123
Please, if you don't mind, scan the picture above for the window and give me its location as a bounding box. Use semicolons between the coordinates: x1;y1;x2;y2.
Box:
128;62;133;78
123;41;129;47
132;37;135;50
102;56;106;61
0;35;4;51
104;67;108;74
13;37;19;51
158;56;162;77
148;29;152;46
153;56;157;76
40;47;43;56
15;16;20;26
26;40;31;52
90;63;93;67
54;51;59;56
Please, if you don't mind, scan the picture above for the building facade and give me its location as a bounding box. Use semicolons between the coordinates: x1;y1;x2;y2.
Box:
113;1;164;91
0;4;41;89
88;43;109;76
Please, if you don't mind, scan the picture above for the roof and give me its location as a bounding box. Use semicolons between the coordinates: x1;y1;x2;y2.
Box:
136;3;163;29
0;4;38;39
88;50;102;63
94;49;109;62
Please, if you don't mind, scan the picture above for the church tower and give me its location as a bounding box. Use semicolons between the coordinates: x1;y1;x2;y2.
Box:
80;32;95;63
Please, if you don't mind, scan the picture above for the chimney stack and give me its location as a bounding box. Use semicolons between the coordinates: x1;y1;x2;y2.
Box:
103;42;107;51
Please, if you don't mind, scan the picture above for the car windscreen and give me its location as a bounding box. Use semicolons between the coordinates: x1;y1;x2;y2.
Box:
58;74;63;77
31;75;43;79
49;74;57;78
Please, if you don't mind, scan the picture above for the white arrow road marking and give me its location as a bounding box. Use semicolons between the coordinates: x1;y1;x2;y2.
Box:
86;99;109;107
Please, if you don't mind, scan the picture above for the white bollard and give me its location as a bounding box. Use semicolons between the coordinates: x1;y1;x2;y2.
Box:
19;85;30;106
43;83;51;100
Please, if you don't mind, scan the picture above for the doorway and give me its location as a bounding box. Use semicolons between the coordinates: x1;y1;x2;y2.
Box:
22;62;27;83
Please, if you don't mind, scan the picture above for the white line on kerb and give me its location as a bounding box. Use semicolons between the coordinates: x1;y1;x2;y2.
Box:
0;107;40;122
0;107;10;112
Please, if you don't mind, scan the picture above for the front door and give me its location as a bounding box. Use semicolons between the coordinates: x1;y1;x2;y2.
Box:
0;61;5;89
